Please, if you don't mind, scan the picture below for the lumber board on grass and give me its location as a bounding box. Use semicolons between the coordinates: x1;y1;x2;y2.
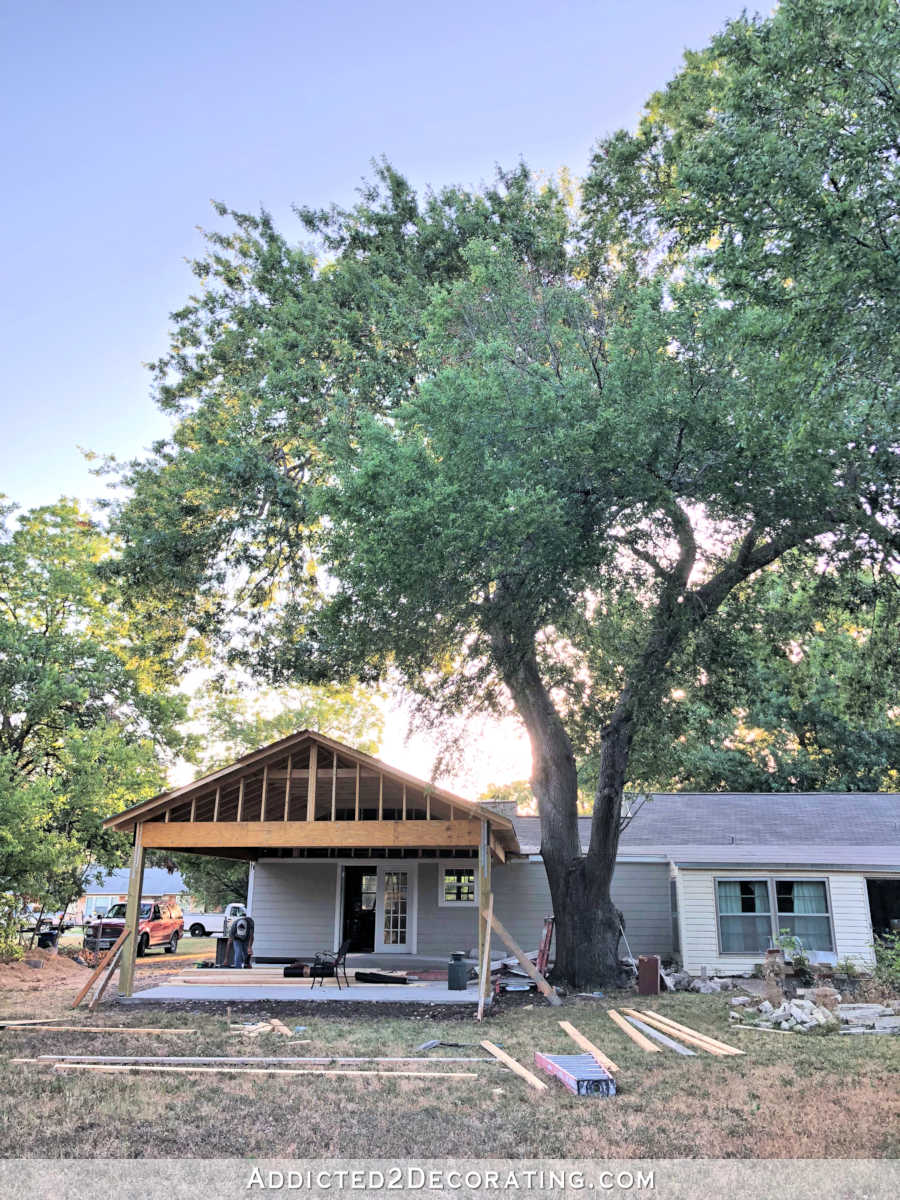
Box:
488;914;561;1006
3;1026;198;1034
623;1015;696;1056
633;1009;744;1056
619;1010;729;1056
48;1063;478;1079
0;1017;75;1028
88;939;127;1012
558;1021;620;1074
607;1009;661;1052
71;929;130;1008
32;1054;496;1065
480;1040;548;1092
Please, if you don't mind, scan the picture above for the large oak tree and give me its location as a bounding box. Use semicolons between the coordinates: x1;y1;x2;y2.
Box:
115;0;898;986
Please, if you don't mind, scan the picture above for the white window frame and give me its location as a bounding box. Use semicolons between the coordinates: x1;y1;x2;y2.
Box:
437;860;478;908
714;875;836;956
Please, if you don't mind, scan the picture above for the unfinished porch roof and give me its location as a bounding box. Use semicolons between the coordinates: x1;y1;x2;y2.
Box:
104;729;519;859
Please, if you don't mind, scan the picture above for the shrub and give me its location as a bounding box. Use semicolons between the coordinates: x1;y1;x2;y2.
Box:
0;894;24;962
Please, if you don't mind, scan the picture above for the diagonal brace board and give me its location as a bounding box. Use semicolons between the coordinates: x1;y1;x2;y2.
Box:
72;929;130;1009
489;913;561;1006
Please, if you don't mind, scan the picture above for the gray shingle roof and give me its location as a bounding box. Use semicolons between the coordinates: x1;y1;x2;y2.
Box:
503;793;900;867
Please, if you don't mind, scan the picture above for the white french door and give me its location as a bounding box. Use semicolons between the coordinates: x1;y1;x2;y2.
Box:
374;864;418;953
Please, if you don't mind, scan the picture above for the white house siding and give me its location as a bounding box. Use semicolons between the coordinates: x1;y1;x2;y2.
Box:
491;860;673;960
676;868;877;974
250;856;674;962
251;861;338;960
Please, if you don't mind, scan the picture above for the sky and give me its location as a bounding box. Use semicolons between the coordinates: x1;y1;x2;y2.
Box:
0;0;747;790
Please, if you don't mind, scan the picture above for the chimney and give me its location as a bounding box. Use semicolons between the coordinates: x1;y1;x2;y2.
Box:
480;799;520;820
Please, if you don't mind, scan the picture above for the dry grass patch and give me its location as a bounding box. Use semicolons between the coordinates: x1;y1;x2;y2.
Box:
1;991;897;1159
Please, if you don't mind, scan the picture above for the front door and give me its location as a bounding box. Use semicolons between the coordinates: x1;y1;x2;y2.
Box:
375;865;417;953
341;866;377;952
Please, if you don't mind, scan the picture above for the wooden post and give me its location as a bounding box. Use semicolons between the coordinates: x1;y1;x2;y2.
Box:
476;891;494;1021
213;786;221;822
237;777;245;821
283;753;291;820
261;764;269;821
355;764;360;820
402;783;406;820
378;773;383;820
190;796;196;822
306;743;318;821
118;825;145;998
477;821;492;1004
331;755;337;821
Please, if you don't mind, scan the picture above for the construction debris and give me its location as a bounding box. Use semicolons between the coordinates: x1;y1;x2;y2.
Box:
730;996;839;1033
558;1020;619;1073
480;1040;548;1092
622;1014;696;1056
621;1008;743;1056
606;1008;661;1053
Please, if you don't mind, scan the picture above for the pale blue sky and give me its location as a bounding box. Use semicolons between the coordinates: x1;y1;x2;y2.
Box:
1;1;744;512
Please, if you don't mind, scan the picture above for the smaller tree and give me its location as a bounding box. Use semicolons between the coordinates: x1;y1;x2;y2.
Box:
0;500;186;921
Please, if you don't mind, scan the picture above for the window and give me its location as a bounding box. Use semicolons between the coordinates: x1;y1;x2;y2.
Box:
775;880;833;951
439;866;476;906
717;880;772;953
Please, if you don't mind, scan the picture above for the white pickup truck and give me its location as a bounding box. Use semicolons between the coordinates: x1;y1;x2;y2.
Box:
181;902;247;938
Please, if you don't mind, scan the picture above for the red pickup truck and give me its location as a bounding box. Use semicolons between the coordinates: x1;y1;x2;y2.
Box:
83;901;183;957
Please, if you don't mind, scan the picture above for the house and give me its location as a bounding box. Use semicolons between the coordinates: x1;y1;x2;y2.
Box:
103;729;899;993
73;866;187;924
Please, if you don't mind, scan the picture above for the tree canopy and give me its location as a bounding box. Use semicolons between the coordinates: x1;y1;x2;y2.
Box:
0;500;187;916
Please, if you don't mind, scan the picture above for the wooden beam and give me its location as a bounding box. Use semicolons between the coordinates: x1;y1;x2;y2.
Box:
619;1009;731;1056
88;940;128;1012
425;791;430;819
607;1009;661;1053
306;743;317;821
117;826;145;998
283;754;291;820
331;755;337;821
49;1063;478;1079
72;930;130;1009
476;891;494;1022
480;1041;548;1092
378;773;383;820
489;832;506;863
141;818;484;850
213;786;221;822
630;1009;744;1056
190;796;196;822
237;777;245;822
489;912;562;1006
355;764;360;820
261;764;269;821
558;1021;620;1073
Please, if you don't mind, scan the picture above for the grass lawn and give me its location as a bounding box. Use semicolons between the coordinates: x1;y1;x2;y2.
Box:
1;978;897;1160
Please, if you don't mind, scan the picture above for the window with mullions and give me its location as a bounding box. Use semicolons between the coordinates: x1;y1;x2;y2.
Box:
439;867;476;906
775;880;833;951
717;880;771;953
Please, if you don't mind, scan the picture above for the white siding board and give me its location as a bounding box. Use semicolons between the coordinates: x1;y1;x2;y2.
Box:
251;862;338;959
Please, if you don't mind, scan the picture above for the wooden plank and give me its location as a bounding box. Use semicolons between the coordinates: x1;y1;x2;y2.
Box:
48;1063;478;1079
261;764;269;821
88;939;128;1011
269;1018;293;1038
237;777;245;822
118;824;145;998
306;743;318;821
489;913;562;1006
190;796;197;822
623;1015;696;1056
607;1008;662;1053
355;764;360;820
6;1026;199;1034
558;1021;620;1074
476;891;494;1022
619;1009;729;1056
378;773;383;820
480;1040;548;1092
331;755;337;821
141;818;484;850
632;1009;744;1056
213;785;221;822
72;929;130;1009
33;1055;496;1065
489;833;506;863
0;1017;77;1028
283;754;291;820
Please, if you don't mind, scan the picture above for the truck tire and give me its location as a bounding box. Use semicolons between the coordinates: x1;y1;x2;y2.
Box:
136;933;149;957
164;933;179;954
190;923;206;938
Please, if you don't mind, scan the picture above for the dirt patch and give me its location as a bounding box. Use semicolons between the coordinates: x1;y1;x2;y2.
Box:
0;950;87;991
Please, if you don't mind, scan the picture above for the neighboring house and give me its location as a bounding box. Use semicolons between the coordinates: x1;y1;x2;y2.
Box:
103;730;899;992
74;866;187;924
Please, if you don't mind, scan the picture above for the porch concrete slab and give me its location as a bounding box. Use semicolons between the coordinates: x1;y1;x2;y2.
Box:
127;981;481;1004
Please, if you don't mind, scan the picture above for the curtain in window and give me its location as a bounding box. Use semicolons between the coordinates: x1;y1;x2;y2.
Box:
718;881;743;914
792;881;827;914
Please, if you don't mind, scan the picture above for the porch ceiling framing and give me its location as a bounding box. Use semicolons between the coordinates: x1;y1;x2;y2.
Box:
103;729;519;859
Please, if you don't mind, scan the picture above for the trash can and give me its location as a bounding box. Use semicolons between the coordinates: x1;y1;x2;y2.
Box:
447;951;468;991
215;936;230;967
36;929;59;950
